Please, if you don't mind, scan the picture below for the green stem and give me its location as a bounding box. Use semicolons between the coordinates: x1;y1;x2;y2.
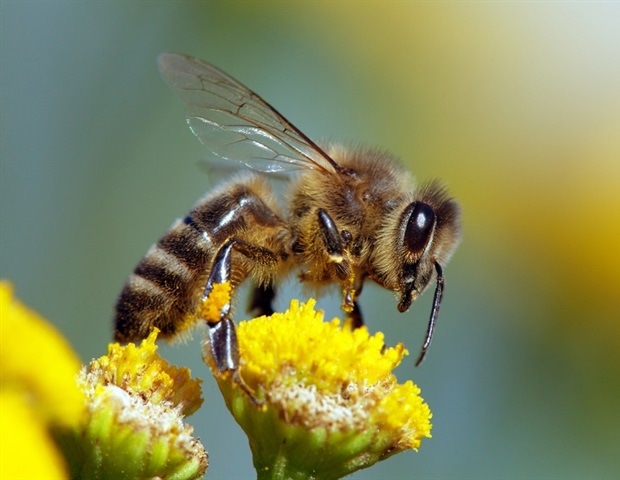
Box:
254;443;320;480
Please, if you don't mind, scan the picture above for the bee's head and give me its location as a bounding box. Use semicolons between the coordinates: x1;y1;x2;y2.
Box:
378;181;460;364
395;183;460;310
396;201;438;311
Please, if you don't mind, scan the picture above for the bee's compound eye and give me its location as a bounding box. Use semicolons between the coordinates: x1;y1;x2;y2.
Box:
404;202;435;254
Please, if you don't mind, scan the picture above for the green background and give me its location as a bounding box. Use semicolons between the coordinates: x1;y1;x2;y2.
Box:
2;2;619;479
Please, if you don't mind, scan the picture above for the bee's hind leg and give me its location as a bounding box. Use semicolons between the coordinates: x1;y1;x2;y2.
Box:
202;239;239;373
201;239;264;404
247;283;276;317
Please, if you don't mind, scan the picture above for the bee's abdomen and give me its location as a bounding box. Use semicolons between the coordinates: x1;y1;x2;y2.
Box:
114;217;213;342
114;178;289;343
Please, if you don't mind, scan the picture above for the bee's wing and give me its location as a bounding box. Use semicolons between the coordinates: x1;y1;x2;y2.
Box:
158;53;340;174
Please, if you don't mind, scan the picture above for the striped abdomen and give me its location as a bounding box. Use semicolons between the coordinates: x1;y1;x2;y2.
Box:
113;177;289;343
114;214;215;342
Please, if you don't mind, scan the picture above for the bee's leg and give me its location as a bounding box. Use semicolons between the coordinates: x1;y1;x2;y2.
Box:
317;208;346;268
247;283;276;317
348;301;364;329
201;239;264;404
201;237;286;371
202;240;238;372
317;207;352;285
196;180;289;372
202;238;280;372
317;208;370;327
343;275;367;329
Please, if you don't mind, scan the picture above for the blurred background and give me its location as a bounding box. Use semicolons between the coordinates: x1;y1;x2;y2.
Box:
2;2;619;478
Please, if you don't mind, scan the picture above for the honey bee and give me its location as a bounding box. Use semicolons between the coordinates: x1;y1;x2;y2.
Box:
114;53;460;373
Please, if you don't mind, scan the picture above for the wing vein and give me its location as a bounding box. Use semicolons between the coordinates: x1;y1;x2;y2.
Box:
158;53;340;174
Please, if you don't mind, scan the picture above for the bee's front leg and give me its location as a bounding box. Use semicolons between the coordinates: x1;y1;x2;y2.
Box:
342;276;366;329
316;208;368;327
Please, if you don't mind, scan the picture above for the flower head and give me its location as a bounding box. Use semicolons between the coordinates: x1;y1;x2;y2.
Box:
74;329;208;479
205;298;432;480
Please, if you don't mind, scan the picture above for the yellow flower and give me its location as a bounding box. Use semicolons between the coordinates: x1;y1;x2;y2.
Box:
205;298;432;480
0;281;85;479
74;329;208;480
1;389;70;479
0;281;207;480
84;328;204;416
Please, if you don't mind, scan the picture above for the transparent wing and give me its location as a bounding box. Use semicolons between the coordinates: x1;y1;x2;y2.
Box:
157;53;340;174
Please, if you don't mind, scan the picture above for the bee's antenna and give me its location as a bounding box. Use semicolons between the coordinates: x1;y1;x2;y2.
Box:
415;261;444;366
